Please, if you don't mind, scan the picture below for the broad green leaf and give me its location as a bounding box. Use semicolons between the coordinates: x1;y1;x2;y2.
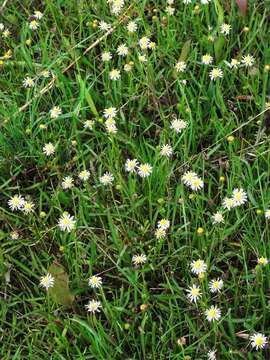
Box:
179;40;191;62
214;0;224;25
48;262;74;307
214;36;225;62
78;76;98;117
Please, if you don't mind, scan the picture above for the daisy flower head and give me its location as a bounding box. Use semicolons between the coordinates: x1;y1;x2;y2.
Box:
117;43;128;57
170;118;187;133
250;333;267;350
109;69;121;80
43;142;55;156
40;273;55;291
29;20;39;30
8;194;25;211
175;61;187;73
257;257;268;266
78;170;90;181
201;54;213;65
101;51;112;62
190;259;207;275
23;77;35;88
62;176;74;190
232;188;247;207
50;106;62;119
22;200;35;214
222;197;234;210
99;21;111;31
186;284;202;303
157;219;170;230
209;68;223;81
242;54;255;67
182;171;197;186
205;305;221;322
212;212;224;224
58;212;76;232
132;253;147;266
229;58;239;68
100;172;114;185
137;163;152;178
160;144;173;157
138;54;147;63
127;20;137;33
10;231;19;240
209;278;224;293
103;107;117;119
265;209;270;219
166;6;175;15
183;0;192;3
190;176;204;191
105;118;117;134
155;228;166;239
207;349;217;360
201;0;212;3
34;10;43;19
88;275;102;289
2;29;11;37
84;120;94;130
220;23;231;35
85;299;102;314
139;36;150;50
125;158;138;173
110;0;125;15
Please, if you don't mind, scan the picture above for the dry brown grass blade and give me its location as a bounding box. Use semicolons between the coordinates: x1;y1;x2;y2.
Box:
12;4;134;118
235;0;248;15
0;0;9;14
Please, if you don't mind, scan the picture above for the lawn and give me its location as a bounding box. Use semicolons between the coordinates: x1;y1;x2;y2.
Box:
0;0;270;359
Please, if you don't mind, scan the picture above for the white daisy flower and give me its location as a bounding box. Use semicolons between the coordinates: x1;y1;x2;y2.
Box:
40;273;55;291
8;195;25;211
209;68;223;81
78;170;90;181
209;278;224;293
50;106;62;119
62;176;74;190
160;144;173;157
127;21;137;33
137;163;152;177
186;284;202;303
232;188;247;207
101;51;112;62
205;305;221;322
125;159;138;173
157;219;170;230
116;43;128;57
212;212;224;224
175;61;187;73
23;77;35;88
85;299;102;313
250;333;267;350
58;212;76;232
100;172;114;185
43;142;56;156
132;254;147;266
190;259;207;275
170;118;187;133
88;275;103;289
109;69;121;80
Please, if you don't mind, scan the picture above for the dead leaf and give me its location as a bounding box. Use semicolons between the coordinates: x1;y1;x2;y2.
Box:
48;261;74;307
235;0;248;15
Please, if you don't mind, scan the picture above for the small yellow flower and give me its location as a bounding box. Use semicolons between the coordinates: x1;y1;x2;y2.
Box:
219;176;225;182
227;135;234;143
197;227;204;235
256;209;263;215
